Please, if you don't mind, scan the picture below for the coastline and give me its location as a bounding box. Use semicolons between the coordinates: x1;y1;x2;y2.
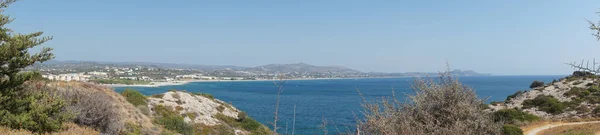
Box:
103;77;356;88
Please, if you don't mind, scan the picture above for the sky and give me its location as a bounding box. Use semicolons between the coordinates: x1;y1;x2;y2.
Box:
5;0;600;75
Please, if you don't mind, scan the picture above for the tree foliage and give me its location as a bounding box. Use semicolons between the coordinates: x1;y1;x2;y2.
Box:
0;0;67;133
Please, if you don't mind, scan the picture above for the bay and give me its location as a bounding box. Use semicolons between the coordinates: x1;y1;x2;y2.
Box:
115;75;563;134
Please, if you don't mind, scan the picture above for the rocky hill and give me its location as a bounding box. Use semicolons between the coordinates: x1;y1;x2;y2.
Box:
12;81;270;135
146;91;270;134
489;72;600;119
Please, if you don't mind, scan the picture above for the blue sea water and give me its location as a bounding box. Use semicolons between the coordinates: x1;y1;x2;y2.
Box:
114;75;563;134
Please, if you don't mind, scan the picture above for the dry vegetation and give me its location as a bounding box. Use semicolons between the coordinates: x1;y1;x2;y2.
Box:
539;123;600;135
23;81;161;134
356;71;502;135
0;123;99;135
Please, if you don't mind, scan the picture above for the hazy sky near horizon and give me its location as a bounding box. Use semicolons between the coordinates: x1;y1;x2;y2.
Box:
5;0;600;75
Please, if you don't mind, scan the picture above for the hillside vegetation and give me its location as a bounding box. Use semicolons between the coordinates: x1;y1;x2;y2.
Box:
490;72;600;119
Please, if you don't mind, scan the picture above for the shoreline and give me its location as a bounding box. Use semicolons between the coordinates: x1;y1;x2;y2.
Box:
102;75;513;88
103;77;357;88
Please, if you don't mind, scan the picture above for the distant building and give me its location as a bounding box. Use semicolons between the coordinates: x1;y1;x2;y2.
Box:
42;73;90;82
119;77;138;80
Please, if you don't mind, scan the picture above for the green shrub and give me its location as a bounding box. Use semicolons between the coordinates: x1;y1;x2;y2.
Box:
1;88;74;133
151;94;165;98
480;104;491;110
506;90;524;101
121;89;148;106
589;85;600;92
502;124;523;135
593;106;600;117
153;105;195;135
122;122;142;135
565;87;591;98
572;71;594;77
522;95;565;114
193;92;215;99
214;113;270;134
492;109;539;124
530;80;545;88
490;101;504;105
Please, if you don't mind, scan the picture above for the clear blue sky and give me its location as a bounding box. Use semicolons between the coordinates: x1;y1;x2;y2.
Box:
5;0;600;75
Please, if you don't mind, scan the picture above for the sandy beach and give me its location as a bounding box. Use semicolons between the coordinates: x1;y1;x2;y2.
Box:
102;78;355;87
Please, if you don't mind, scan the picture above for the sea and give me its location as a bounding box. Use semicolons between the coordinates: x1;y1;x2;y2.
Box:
114;75;563;134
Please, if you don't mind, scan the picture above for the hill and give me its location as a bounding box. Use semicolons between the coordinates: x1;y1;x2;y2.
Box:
489;72;600;119
246;62;362;74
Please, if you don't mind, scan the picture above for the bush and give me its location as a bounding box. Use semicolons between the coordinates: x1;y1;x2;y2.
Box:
492;109;539;124
193;92;215;99
357;71;502;135
1;81;74;133
576;105;592;114
506;90;524;101
237;112;247;121
502;124;523;135
121;89;148;106
572;71;594;77
153;105;195;135
522;95;565;114
589;85;600;92
122;122;142;135
593;106;600;117
56;83;122;134
565;87;591;98
530;80;545;88
151;94;165;98
214;113;269;134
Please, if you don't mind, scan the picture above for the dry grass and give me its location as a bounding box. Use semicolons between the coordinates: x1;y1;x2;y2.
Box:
539;123;600;135
0;123;99;135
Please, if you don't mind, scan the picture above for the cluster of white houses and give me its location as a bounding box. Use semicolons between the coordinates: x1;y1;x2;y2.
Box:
42;72;248;82
42;71;109;82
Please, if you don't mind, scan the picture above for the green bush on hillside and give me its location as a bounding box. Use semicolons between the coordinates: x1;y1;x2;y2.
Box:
492;109;539;124
192;92;214;99
529;80;545;88
4;82;74;133
572;71;594;77
589;85;600;92
153;105;195;135
522;95;565;114
593;106;600;117
565;87;591;98
502;124;523;135
121;89;148;106
506;90;524;101
214;113;270;134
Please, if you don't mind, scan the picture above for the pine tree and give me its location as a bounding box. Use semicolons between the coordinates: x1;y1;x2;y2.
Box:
0;0;70;133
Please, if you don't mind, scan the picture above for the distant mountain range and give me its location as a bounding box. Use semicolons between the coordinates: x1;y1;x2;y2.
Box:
246;63;361;74
40;60;490;77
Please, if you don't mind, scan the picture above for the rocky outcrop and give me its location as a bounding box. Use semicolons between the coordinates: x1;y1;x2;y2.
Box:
147;91;241;126
489;76;598;119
